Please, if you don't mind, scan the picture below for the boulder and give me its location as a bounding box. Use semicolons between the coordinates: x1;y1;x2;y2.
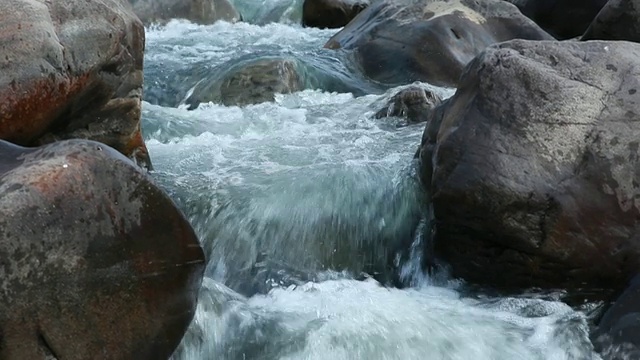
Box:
374;85;443;125
324;0;552;88
0;139;205;359
129;0;241;25
302;0;369;29
592;274;640;359
505;0;608;39
582;0;640;43
185;58;303;109
0;0;151;169
419;39;640;294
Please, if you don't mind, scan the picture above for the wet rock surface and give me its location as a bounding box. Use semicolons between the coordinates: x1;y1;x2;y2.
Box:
374;85;443;126
325;0;552;87
186;58;303;109
0;139;205;359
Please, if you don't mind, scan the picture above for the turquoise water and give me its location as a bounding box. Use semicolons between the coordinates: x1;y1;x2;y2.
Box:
140;6;602;359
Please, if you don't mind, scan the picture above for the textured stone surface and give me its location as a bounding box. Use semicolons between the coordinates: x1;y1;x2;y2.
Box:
582;0;640;43
420;39;640;293
0;0;150;169
0;139;205;359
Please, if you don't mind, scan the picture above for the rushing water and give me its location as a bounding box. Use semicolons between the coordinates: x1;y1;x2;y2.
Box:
141;5;604;359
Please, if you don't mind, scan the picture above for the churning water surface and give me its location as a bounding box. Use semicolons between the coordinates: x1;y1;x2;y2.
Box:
140;6;603;360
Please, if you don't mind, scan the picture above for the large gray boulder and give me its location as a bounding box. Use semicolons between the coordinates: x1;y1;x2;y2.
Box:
0;139;205;359
0;0;151;169
582;0;640;43
419;39;640;294
129;0;241;25
324;0;552;88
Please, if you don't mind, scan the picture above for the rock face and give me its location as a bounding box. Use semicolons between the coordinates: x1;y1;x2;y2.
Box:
582;0;640;43
0;139;205;359
374;85;443;125
129;0;241;26
419;39;640;293
302;0;369;29
324;0;552;88
0;0;151;169
186;59;303;109
506;0;608;39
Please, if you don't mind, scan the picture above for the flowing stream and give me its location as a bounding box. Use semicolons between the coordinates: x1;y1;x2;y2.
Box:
141;4;604;359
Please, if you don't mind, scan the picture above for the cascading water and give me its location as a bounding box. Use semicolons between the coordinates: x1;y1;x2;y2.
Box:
141;5;604;360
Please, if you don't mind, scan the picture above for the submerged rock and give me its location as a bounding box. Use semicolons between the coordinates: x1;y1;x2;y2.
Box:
0;0;151;169
302;0;369;29
324;0;552;88
0;139;205;359
129;0;241;25
505;0;608;39
374;85;443;125
419;39;640;294
582;0;640;43
186;59;303;109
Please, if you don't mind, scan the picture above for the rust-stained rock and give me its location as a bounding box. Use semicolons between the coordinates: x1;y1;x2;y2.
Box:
0;139;205;359
0;0;151;169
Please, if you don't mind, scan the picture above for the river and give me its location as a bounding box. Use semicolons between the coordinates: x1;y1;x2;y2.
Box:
140;3;602;359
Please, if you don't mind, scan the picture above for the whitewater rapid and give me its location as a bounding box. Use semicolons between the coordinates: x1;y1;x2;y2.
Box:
140;12;603;360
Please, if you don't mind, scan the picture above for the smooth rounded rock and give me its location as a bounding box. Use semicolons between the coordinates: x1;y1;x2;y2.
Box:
582;0;640;43
0;0;151;169
0;139;205;359
324;0;552;88
419;39;640;294
129;0;241;25
185;58;303;109
302;0;369;29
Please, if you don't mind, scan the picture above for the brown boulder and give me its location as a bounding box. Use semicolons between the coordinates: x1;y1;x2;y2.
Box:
0;0;151;169
582;0;640;43
419;39;640;295
0;139;205;359
302;0;369;29
185;58;303;109
325;0;552;88
129;0;241;26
